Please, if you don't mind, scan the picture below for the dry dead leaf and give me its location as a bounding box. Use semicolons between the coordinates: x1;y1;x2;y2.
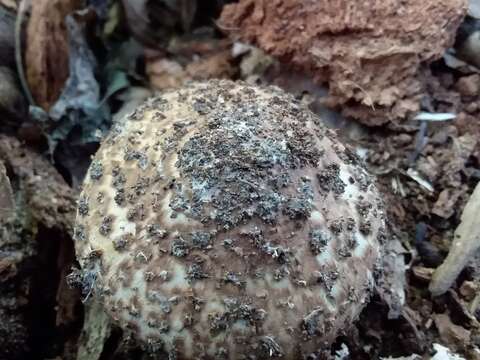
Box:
25;0;83;110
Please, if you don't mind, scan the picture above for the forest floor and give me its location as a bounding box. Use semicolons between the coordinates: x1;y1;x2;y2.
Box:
0;1;479;359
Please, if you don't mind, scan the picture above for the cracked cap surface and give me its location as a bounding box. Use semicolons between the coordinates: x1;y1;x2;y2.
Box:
74;80;386;359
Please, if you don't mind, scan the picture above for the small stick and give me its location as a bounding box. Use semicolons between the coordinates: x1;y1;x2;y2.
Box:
15;0;35;105
429;181;480;296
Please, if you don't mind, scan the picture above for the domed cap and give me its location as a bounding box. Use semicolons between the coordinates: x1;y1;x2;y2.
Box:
74;80;386;359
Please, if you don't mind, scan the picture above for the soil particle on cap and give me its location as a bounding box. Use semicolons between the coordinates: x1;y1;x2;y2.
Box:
170;238;189;257
99;216;113;236
78;196;89;216
89;160;104;180
273;265;290;281
112;234;130;251
187;263;209;281
147;224;168;240
303;309;325;337
315;267;339;293
112;166;127;188
359;220;372;235
73;224;87;242
317;163;345;196
329;219;344;235
124;147;149;170
175;97;321;229
223;271;245;287
127;204;145;221
309;230;331;255
190;231;213;249
114;189;125;206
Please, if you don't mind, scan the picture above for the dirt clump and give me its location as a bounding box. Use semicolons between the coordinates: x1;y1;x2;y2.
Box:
220;0;468;126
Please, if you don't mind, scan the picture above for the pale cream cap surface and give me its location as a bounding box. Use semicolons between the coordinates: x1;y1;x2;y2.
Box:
74;80;386;359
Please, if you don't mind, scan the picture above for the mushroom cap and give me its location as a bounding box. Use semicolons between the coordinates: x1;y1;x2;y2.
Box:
74;80;386;359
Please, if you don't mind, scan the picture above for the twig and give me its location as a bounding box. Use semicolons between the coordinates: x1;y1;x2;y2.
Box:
429;181;480;296
15;0;35;105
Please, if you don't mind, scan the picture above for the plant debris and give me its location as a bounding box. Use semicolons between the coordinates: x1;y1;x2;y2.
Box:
0;1;479;359
219;0;468;126
25;0;83;111
430;182;480;296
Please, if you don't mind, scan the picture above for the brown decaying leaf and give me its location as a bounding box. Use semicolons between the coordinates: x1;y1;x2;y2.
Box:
25;0;83;111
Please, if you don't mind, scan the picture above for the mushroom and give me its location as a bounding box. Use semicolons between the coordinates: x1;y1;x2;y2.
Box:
73;80;386;358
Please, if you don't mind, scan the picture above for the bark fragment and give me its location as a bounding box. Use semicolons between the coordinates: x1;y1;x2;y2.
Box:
220;0;468;125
